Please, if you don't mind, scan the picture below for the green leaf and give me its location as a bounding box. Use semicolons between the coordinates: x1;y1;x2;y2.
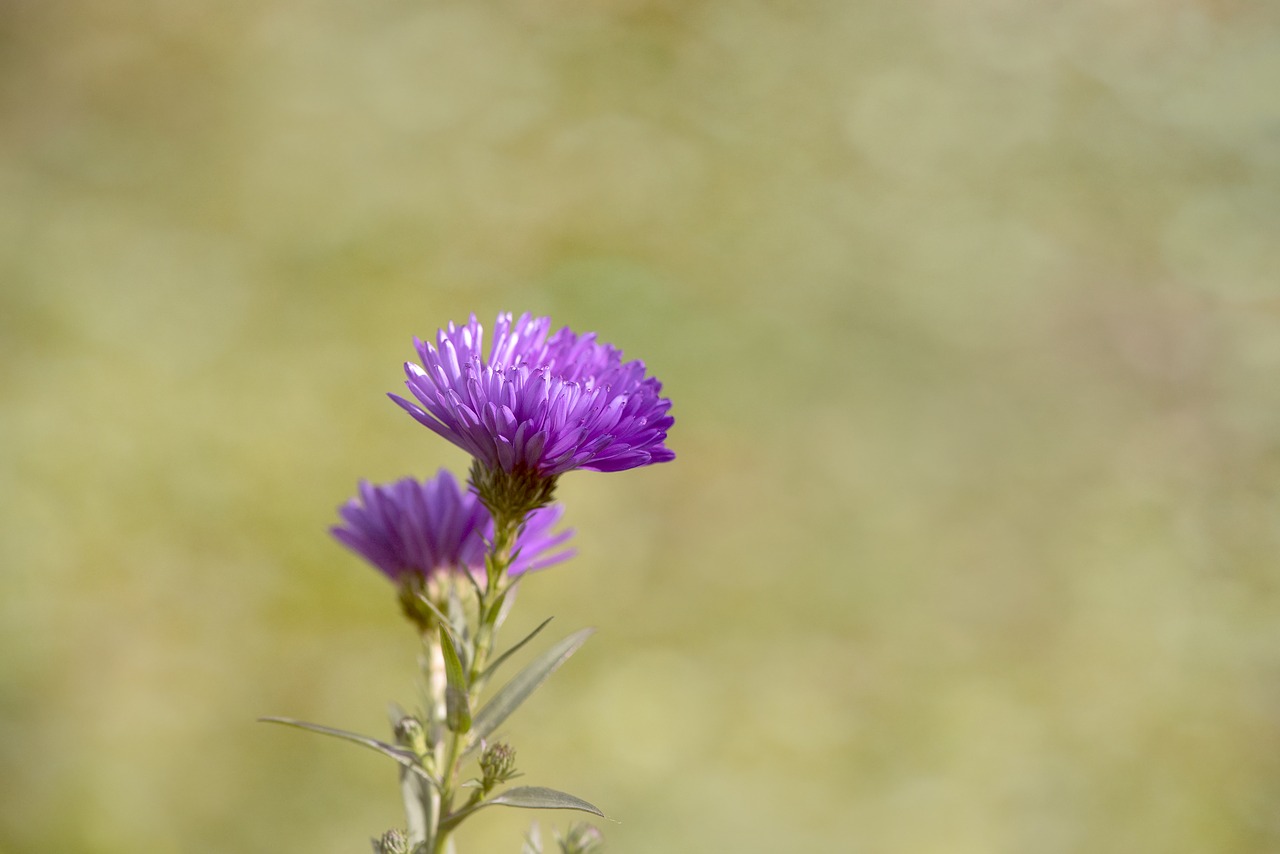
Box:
492;580;520;632
469;628;594;748
482;617;554;683
440;786;604;832
414;594;465;649
439;626;472;734
488;786;604;816
448;589;473;669
258;717;438;788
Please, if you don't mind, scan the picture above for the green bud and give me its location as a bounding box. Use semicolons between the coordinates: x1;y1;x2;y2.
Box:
373;828;410;854
479;741;518;791
393;715;428;757
557;823;604;854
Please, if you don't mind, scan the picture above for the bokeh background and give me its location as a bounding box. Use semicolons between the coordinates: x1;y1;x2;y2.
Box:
4;1;1280;851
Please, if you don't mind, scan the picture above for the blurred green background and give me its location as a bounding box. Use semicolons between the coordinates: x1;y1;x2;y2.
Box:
4;1;1280;852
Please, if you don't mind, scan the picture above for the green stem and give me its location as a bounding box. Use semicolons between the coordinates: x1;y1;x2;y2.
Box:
471;510;522;680
428;509;523;854
431;733;462;854
421;635;446;852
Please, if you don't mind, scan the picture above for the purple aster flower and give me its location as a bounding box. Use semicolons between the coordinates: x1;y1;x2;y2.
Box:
331;469;574;584
389;313;675;480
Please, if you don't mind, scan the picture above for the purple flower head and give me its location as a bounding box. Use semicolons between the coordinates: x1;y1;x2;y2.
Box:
389;313;675;479
330;469;574;583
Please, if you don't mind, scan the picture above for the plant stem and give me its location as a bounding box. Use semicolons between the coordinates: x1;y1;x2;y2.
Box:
421;635;446;852
431;732;461;854
427;509;524;854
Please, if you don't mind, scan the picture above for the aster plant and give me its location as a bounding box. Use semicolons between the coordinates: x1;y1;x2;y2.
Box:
263;313;673;854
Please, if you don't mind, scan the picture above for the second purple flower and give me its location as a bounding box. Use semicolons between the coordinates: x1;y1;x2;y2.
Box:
331;469;575;584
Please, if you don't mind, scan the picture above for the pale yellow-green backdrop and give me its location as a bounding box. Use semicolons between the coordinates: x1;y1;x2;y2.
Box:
4;1;1280;852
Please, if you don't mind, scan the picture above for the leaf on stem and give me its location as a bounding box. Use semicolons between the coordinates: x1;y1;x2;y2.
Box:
440;786;604;833
439;626;472;734
482;616;554;683
468;628;594;749
258;717;438;788
414;594;465;648
446;586;472;651
488;786;603;816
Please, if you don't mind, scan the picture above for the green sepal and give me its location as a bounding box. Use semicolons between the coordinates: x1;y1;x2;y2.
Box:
439;625;472;734
258;717;439;789
482;616;554;683
469;459;559;526
468;628;594;750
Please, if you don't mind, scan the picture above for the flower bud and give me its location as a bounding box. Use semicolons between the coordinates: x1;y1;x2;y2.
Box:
479;741;518;790
557;823;604;854
374;828;409;854
394;715;428;757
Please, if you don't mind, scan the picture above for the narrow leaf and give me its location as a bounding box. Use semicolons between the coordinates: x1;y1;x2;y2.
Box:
469;628;594;748
482;617;554;683
447;587;473;669
492;579;521;631
459;566;486;618
489;786;605;816
441;786;605;831
259;717;437;787
415;594;465;648
439;626;472;734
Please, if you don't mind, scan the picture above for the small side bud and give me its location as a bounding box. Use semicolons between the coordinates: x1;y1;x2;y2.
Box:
373;828;410;854
479;741;518;791
393;715;428;757
557;823;604;854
